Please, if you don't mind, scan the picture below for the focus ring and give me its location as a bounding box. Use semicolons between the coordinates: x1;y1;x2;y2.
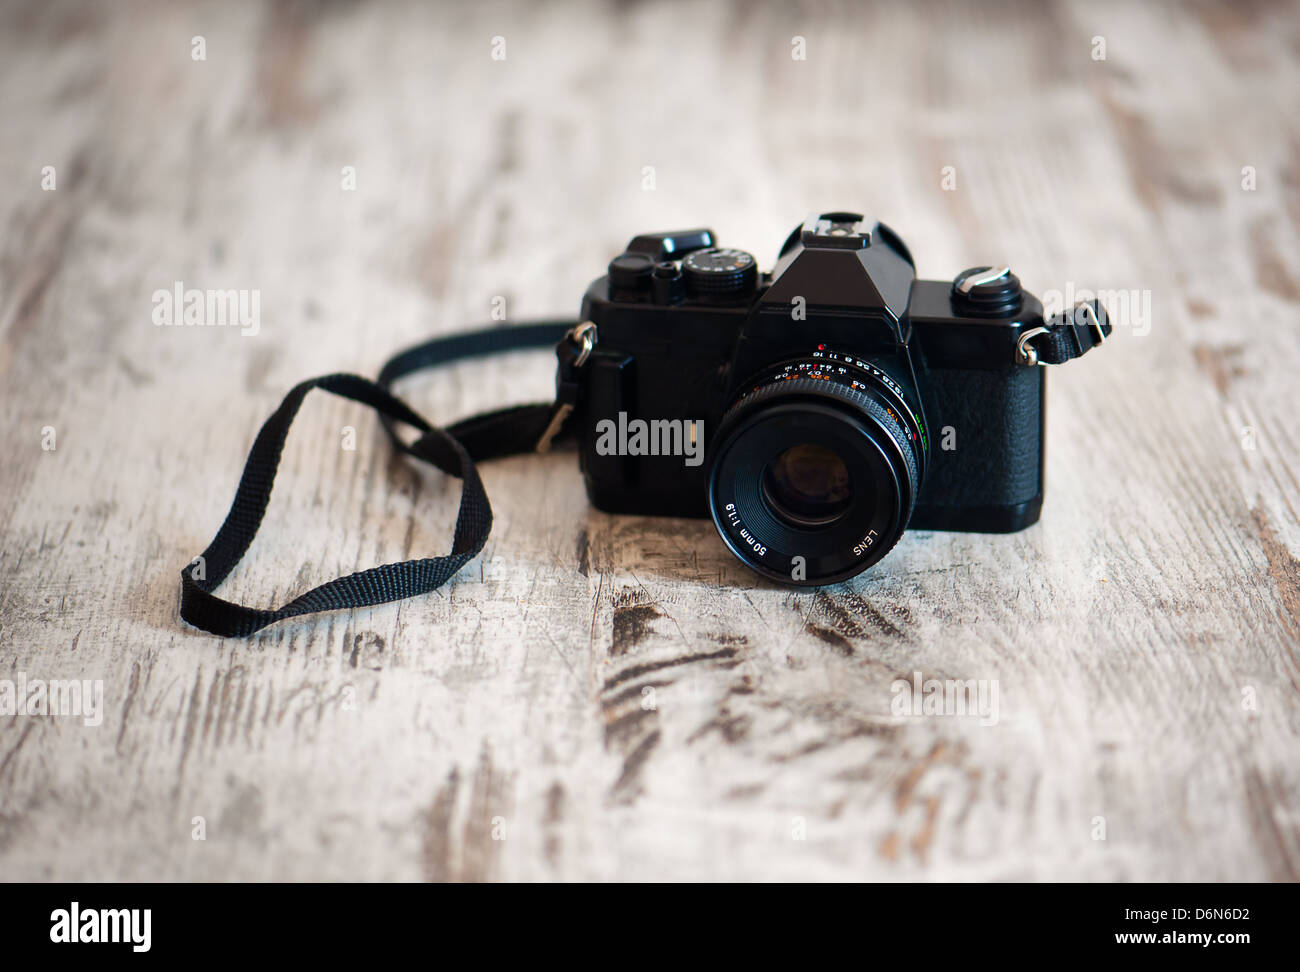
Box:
722;376;920;525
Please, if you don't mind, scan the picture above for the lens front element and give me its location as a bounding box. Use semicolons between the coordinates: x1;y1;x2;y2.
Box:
761;443;855;528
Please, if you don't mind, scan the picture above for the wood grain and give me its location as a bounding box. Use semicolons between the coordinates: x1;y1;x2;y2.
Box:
0;0;1297;881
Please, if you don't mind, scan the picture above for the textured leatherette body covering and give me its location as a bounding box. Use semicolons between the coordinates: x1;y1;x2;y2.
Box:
911;365;1043;530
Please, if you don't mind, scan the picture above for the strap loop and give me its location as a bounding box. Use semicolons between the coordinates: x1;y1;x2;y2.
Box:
1018;299;1112;366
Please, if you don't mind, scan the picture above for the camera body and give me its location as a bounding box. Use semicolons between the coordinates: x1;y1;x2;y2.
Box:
567;213;1083;585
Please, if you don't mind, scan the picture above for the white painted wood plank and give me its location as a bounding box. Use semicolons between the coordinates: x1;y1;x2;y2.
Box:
0;0;1297;881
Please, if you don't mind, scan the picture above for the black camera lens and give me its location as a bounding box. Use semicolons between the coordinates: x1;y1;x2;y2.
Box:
708;357;926;586
761;443;856;527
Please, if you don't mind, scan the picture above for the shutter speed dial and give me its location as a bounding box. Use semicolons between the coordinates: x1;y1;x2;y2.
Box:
682;247;758;299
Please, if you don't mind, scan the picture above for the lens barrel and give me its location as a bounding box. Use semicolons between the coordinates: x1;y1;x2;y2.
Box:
708;355;926;585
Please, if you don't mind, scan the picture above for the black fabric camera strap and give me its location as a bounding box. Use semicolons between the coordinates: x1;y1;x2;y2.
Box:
1031;299;1113;365
179;321;576;637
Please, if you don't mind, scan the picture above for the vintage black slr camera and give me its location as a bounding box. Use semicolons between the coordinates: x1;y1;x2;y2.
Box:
560;212;1110;586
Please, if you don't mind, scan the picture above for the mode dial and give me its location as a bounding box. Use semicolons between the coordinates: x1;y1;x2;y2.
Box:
682;247;758;300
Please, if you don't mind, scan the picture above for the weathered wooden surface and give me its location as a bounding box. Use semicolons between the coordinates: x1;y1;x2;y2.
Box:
1;0;1298;881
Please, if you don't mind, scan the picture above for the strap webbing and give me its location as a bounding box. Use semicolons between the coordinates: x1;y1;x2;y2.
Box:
1030;299;1113;364
179;322;575;637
